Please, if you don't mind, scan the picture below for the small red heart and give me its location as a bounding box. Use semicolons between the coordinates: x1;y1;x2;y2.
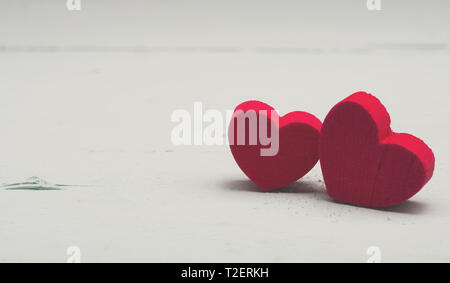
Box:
228;101;322;190
320;92;435;207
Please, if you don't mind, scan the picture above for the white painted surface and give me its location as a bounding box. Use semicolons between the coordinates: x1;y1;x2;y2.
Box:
0;0;449;262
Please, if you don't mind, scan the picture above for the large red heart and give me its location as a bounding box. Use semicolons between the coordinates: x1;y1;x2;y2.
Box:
228;101;322;190
319;92;435;207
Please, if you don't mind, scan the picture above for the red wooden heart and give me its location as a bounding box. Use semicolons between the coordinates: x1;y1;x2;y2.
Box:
320;92;435;207
228;101;322;190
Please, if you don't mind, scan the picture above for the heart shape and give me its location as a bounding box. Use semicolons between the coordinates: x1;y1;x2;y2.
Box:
228;100;322;190
319;92;435;207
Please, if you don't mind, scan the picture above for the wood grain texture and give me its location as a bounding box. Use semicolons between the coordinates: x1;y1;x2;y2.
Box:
319;92;435;207
229;101;322;191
